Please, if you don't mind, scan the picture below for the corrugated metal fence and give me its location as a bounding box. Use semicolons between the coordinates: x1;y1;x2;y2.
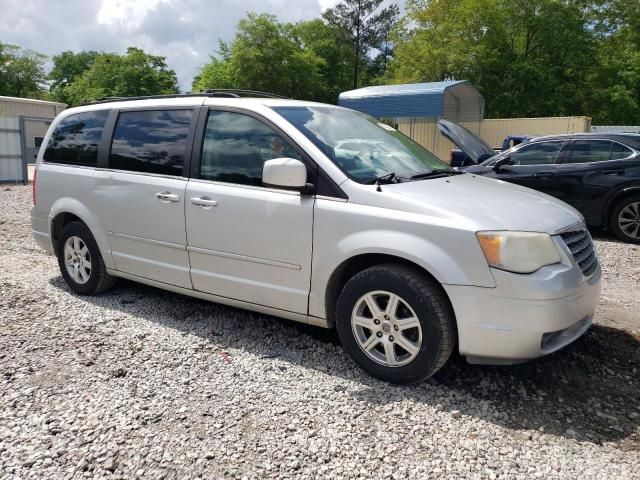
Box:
0;117;23;182
397;116;592;162
0;115;53;183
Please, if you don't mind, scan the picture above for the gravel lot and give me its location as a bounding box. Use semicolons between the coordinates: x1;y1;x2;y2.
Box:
1;184;639;479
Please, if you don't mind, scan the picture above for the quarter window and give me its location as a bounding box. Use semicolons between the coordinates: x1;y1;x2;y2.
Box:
567;140;615;163
43;110;109;166
110;109;193;176
200;111;302;186
610;142;633;160
508;141;565;165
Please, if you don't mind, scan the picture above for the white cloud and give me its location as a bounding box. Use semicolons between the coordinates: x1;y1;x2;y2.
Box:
97;0;169;28
0;0;403;92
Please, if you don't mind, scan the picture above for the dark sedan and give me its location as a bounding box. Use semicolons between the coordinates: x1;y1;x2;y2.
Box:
462;132;640;243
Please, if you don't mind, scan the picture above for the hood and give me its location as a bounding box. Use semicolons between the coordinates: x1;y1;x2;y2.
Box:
378;173;583;234
438;119;495;163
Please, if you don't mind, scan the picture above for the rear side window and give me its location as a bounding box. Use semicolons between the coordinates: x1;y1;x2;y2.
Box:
43;110;109;166
110;109;193;176
610;142;634;160
200;110;302;186
566;140;614;163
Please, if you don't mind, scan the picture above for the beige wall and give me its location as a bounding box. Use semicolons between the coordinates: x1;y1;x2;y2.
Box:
0;97;66;119
397;116;592;162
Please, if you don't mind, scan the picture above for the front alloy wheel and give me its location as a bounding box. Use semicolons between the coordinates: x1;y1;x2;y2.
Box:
351;291;422;367
336;264;455;384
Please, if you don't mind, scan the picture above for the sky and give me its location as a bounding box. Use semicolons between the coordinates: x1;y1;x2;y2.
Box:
0;0;356;92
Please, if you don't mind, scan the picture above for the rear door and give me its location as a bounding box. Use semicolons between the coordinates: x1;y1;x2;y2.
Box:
553;139;640;224
94;107;197;288
185;108;315;314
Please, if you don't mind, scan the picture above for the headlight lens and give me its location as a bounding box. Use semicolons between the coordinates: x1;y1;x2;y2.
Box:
476;231;561;273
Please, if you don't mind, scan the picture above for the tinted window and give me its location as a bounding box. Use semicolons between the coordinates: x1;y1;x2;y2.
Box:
509;141;565;165
200;111;302;186
43;110;108;166
110;110;192;176
610;142;634;160
567;140;614;163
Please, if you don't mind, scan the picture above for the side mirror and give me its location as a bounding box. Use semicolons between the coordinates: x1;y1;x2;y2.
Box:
262;158;309;191
493;157;512;172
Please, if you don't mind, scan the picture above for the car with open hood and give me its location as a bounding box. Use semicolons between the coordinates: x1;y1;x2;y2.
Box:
440;119;640;243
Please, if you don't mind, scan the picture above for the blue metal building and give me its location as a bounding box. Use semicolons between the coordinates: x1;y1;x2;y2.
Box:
338;81;484;122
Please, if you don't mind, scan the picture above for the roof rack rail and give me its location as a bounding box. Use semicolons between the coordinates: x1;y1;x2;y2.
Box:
88;89;287;105
201;89;288;99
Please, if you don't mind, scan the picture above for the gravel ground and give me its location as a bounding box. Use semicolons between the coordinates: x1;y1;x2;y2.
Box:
1;184;639;479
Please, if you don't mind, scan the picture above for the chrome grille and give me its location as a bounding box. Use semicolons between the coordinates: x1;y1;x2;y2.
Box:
560;229;598;277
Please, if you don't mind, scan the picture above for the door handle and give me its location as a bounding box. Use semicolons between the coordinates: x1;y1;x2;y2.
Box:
602;169;624;175
155;191;180;202
191;197;218;208
534;171;556;177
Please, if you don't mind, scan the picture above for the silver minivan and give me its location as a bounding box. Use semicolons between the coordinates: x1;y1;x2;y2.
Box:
30;91;601;383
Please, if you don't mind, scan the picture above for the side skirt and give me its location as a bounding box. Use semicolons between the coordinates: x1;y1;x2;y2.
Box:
106;268;331;328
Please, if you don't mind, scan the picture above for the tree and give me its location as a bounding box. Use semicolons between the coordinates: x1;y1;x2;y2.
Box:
64;47;179;106
0;42;48;98
192;14;325;100
322;0;400;89
49;50;98;104
582;0;640;123
389;0;594;118
292;19;355;102
192;41;238;91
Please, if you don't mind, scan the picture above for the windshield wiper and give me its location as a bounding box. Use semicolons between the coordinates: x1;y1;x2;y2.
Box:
366;171;398;191
410;168;462;180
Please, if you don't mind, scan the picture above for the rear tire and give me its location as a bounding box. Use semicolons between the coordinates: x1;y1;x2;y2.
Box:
335;264;455;384
610;195;640;244
57;221;116;295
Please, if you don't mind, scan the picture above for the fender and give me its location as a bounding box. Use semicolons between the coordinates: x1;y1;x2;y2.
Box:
308;229;495;320
49;197;115;269
602;184;640;224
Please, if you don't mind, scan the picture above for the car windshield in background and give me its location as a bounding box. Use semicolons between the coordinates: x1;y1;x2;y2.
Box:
273;106;447;184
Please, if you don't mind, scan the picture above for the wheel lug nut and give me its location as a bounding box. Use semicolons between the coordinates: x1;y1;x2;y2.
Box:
376;332;382;338
389;336;394;342
384;315;390;320
394;325;399;331
374;319;380;325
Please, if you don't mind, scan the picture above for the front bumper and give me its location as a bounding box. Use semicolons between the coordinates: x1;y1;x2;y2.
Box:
444;259;602;365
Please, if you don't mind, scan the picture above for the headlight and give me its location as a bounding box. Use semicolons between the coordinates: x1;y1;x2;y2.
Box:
476;231;561;274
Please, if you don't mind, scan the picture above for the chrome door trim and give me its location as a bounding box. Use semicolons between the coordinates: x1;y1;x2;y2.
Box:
186;245;301;270
108;231;186;250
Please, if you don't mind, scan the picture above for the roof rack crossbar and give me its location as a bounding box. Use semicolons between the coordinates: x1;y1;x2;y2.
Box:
87;89;287;105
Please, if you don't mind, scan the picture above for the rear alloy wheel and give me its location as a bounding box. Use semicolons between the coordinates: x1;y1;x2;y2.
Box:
336;264;455;384
57;221;117;295
611;195;640;244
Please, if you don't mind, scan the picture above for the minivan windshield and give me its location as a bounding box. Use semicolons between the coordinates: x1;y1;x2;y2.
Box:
273;106;448;184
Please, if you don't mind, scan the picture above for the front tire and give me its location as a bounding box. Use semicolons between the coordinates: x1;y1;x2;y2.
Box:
57;221;116;295
335;264;455;384
610;195;640;244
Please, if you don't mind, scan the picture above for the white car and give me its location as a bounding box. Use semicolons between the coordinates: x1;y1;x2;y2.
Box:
30;91;601;383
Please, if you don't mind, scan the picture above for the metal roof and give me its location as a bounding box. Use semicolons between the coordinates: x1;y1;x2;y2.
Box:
338;81;484;121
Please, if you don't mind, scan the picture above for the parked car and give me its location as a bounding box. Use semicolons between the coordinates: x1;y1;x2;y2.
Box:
444;120;536;167
31;91;601;383
442;123;640;243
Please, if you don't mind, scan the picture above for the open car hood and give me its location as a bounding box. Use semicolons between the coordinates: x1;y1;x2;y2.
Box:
438;119;495;163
